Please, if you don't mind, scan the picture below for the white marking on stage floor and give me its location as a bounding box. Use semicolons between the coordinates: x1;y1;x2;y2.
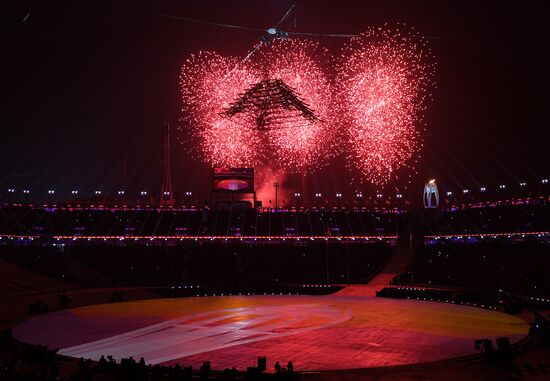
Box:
59;303;352;364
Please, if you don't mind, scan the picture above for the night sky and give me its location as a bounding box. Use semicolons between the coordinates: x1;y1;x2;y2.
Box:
3;0;549;205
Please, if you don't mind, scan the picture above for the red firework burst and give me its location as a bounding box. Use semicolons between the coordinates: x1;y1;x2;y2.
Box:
179;25;435;185
180;51;264;167
180;41;338;173
250;39;338;172
336;25;435;185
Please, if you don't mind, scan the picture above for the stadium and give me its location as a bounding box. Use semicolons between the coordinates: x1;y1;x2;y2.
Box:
2;1;550;381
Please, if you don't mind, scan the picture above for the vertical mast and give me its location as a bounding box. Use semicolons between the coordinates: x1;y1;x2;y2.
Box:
160;122;175;206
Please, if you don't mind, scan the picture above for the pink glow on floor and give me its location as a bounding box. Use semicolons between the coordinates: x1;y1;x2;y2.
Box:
14;295;528;371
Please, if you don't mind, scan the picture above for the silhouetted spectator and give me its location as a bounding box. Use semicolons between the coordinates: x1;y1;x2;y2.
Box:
98;354;107;370
200;361;211;380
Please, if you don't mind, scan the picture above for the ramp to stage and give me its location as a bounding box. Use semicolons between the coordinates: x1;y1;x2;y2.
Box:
337;233;413;296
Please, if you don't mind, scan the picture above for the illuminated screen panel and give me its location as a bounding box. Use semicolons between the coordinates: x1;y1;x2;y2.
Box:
213;168;254;192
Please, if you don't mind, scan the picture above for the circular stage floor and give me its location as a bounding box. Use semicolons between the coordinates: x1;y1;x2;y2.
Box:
14;295;529;371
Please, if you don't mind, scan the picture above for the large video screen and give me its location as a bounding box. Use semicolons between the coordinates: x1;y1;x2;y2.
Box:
212;168;254;192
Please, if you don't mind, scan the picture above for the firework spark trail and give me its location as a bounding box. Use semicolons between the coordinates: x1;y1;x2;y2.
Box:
250;39;338;172
336;25;435;185
180;51;264;167
180;41;339;173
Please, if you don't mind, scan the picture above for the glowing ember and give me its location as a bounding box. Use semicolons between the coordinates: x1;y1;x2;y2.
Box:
336;25;435;185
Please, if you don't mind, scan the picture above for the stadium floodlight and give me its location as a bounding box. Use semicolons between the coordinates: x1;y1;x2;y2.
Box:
95;190;102;195
499;184;506;189
480;187;486;192
542;179;549;184
315;193;322;198
336;193;342;198
48;190;55;194
446;191;453;196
